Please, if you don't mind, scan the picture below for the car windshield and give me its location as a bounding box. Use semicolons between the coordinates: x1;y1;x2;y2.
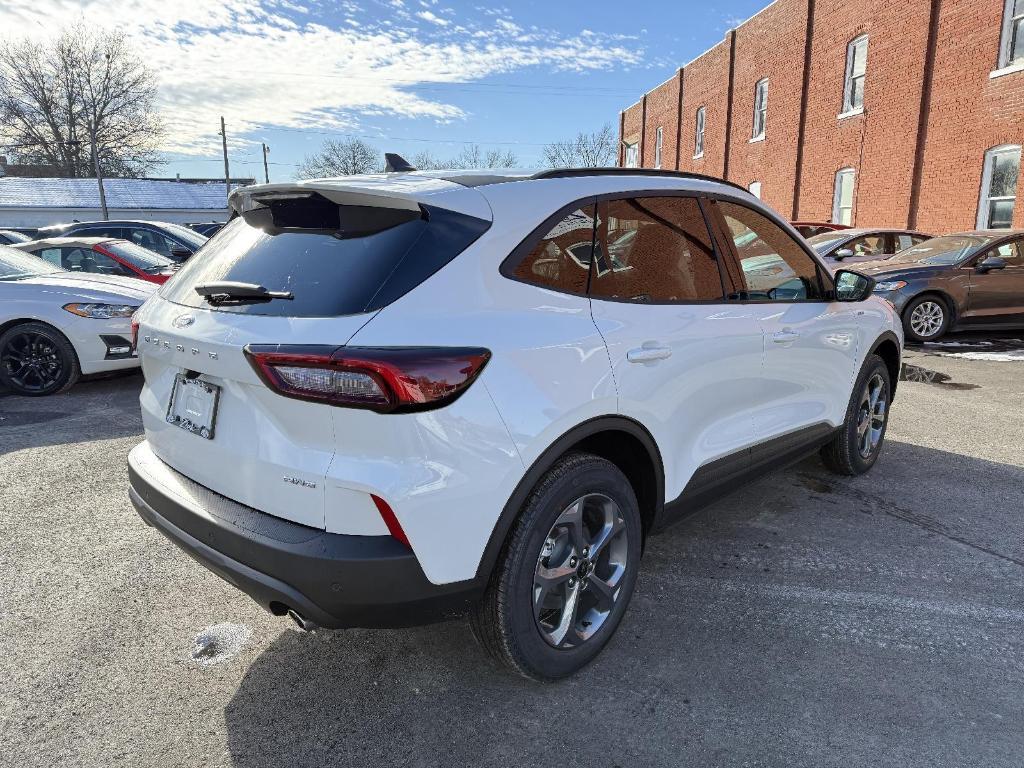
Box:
886;235;989;266
159;222;208;249
0;245;64;279
806;232;850;253
0;230;31;244
104;240;175;273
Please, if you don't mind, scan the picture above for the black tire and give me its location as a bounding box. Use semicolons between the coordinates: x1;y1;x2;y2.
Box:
0;321;80;396
469;452;643;681
820;354;892;476
902;294;951;343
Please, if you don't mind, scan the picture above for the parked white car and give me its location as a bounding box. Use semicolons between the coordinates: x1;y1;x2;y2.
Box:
0;245;155;396
128;165;902;680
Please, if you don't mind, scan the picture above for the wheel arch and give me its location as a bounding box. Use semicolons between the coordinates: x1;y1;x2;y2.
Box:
868;331;902;400
474;416;665;584
903;289;958;327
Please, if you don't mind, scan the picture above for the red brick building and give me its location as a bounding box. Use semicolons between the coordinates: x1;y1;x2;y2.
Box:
618;0;1024;233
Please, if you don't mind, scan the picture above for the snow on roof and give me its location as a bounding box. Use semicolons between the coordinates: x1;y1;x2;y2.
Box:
0;178;243;210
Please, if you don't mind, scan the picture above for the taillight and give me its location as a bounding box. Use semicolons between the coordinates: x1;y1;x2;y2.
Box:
244;345;491;413
130;315;140;352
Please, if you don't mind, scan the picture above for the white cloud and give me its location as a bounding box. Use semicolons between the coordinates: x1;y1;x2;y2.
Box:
416;9;448;25
0;0;644;156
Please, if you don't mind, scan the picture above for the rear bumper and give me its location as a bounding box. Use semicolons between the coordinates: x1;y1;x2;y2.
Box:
127;441;483;629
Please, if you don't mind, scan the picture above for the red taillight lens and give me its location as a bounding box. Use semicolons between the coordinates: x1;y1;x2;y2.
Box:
130;315;140;353
244;345;491;413
371;494;410;548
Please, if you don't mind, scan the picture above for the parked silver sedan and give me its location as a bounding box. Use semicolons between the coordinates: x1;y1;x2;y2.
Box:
807;228;933;268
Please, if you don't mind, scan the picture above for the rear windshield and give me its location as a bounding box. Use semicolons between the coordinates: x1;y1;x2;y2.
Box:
806;233;849;253
0;245;63;279
160;222;208;250
104;241;175;272
159;203;490;317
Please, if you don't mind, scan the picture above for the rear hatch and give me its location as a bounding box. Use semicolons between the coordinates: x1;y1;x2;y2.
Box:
135;177;491;529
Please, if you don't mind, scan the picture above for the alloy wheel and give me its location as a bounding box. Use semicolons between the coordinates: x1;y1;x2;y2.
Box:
856;372;888;459
533;493;628;649
1;331;64;393
909;300;944;338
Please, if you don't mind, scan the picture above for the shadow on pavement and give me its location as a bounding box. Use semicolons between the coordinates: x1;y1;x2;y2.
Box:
0;370;144;454
222;440;1024;768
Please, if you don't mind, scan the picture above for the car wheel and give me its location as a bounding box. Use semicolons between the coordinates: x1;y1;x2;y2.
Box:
470;452;642;681
820;354;891;476
903;294;950;343
0;321;80;396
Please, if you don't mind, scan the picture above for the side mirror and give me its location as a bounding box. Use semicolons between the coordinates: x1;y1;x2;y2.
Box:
170;247;192;261
976;255;1006;273
834;247;855;260
834;269;875;302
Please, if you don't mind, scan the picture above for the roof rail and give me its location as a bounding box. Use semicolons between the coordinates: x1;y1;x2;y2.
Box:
531;167;748;194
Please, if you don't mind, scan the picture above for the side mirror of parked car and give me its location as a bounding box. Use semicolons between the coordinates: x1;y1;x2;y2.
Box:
834;247;854;260
976;255;1007;273
833;269;875;302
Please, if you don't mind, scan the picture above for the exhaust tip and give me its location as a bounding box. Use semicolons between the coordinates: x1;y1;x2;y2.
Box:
287;608;319;632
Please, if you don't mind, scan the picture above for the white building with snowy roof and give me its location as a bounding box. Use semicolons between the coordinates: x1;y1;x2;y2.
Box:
0;177;251;228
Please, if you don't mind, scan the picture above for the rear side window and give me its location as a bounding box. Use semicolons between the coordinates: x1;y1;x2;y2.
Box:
718;201;825;301
590;196;723;303
160;202;489;317
509;206;596;295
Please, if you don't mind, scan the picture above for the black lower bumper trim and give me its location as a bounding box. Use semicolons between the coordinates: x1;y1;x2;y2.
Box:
128;443;483;629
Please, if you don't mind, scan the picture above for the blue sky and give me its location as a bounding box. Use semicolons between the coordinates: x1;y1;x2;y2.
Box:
3;0;770;179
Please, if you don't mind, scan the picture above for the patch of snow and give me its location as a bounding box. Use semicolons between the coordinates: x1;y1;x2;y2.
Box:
192;623;251;666
940;351;1024;362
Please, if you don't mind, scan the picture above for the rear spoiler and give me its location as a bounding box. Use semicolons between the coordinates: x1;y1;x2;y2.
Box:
228;177;466;217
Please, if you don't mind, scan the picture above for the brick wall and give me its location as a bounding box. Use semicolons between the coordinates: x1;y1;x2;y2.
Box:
678;40;732;179
728;0;809;216
619;0;1024;232
915;0;1024;232
641;73;682;169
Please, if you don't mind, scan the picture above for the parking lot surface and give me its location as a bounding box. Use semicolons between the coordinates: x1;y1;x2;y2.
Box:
2;336;1023;767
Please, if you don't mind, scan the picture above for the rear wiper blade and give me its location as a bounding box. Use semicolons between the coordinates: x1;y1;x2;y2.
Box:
195;281;294;304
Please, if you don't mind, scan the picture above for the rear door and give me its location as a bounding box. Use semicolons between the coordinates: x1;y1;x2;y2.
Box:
963;237;1024;326
587;195;763;504
710;200;861;447
135;196;489;530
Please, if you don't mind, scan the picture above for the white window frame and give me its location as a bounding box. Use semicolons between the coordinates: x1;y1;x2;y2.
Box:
654;126;664;169
996;0;1024;72
694;107;706;158
623;141;639;168
832;167;856;226
751;78;768;141
977;144;1021;229
841;35;869;117
748;181;762;199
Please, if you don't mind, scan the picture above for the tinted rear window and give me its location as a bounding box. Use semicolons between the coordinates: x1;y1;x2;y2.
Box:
160;203;489;317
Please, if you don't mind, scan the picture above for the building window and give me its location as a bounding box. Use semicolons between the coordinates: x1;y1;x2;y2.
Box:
752;78;768;140
999;0;1024;69
748;181;762;199
654;127;664;169
694;107;706;158
623;142;639;168
843;35;869;114
978;145;1021;229
833;168;856;225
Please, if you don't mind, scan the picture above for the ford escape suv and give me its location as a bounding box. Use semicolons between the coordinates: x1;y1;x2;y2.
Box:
128;164;902;680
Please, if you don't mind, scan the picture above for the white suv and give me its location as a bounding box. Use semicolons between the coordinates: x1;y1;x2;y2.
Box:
128;166;902;680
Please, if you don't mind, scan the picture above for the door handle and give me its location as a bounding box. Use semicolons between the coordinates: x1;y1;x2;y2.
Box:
627;345;673;363
772;330;800;345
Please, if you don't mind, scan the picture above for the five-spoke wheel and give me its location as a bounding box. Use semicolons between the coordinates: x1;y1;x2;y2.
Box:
0;322;79;396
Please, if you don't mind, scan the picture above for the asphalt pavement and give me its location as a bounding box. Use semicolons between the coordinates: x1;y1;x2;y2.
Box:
1;336;1022;768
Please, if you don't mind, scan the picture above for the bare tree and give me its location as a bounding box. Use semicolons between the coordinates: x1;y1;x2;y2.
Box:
0;27;164;178
296;138;381;178
543;124;617;168
412;144;518;170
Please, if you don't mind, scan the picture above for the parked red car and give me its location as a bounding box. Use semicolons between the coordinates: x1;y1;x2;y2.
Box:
14;237;179;284
792;221;851;239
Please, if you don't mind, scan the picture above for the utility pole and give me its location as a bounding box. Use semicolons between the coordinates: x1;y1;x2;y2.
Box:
89;124;108;221
262;143;270;184
220;116;231;206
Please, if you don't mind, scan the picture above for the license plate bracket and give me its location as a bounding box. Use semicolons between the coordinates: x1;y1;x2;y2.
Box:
166;374;220;440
